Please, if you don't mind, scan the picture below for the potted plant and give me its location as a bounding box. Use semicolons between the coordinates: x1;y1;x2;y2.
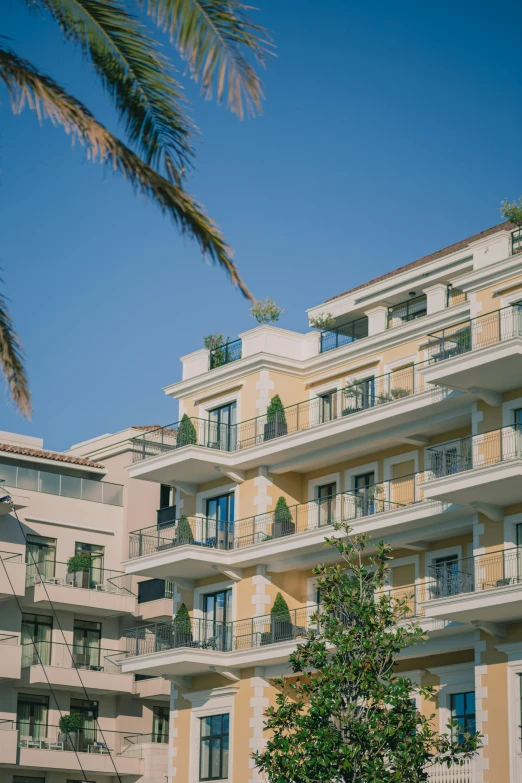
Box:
58;711;85;752
272;496;295;539
177;414;197;447
263;395;288;441
176;514;194;546
66;553;92;589
250;298;284;324
390;387;410;400
204;333;230;368
172;603;193;648
309;312;336;332
263;592;293;644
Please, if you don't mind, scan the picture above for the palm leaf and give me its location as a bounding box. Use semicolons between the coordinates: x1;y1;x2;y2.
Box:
142;0;272;118
33;0;194;182
0;44;255;300
0;282;31;418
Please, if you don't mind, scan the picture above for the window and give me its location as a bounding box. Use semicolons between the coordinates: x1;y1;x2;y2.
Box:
433;555;460;597
317;482;337;526
345;378;375;413
450;692;476;744
199;714;229;781
152;705;169;743
17;694;49;740
14;777;47;783
75;542;104;588
318;391;337;423
21;613;53;667
73;620;101;670
70;699;98;752
138;578;174;604
25;535;56;583
160;484;173;509
353;472;375;516
208;403;236;451
203;589;232;650
206;494;235;549
514;409;522;428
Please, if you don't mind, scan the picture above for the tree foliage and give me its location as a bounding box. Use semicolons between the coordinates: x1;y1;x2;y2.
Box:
309;312;336;331
500;197;522;227
178;414;197;445
251;297;284;324
177;513;194;542
266;394;286;425
253;524;481;782
274;496;292;524
271;591;291;623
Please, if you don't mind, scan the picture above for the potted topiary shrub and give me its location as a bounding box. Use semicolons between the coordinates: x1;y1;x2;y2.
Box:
270;592;293;643
177;414;197;447
263;395;288;441
176;514;194;546
58;711;85;752
66;553;92;589
172;603;193;648
272;496;295;539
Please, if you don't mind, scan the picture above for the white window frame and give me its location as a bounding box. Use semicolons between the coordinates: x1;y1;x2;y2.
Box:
185;686;238;783
344;462;380;492
195;483;240;528
383;450;420;503
427;662;475;734
198;392;241;429
193;580;236;625
495;642;522;783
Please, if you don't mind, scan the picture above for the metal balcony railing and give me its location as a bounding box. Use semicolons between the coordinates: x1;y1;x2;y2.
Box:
15;723;144;756
319;316;369;353
388;295;427;328
0;465;123;506
128;472;427;559
25;559;134;596
425;424;522;480
427;304;522;363
427;546;522;599
125;604;319;657
131;362;431;462
21;641;124;673
512;227;522;255
0;550;23;562
209;338;242;369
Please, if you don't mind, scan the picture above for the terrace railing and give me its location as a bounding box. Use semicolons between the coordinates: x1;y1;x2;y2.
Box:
16;722;143;756
0;464;123;506
132;362;431;462
512;227;522;255
21;641;124;673
319;316;368;353
427;304;522;363
427;546;522;599
425;425;522;480
209;338;242;370
125;604;319;657
128;472;426;559
388;295;427;328
25;559;134;596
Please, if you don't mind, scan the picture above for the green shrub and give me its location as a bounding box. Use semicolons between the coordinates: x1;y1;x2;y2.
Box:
178;414;197;446
67;553;92;573
390;387;410;400
266;395;286;425
271;592;291;624
274;496;292;524
177;514;194;543
250;298;284;324
173;603;192;638
309;312;336;331
59;712;85;733
500;197;522;227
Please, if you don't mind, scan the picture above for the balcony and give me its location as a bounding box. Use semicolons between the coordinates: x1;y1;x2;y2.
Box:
0;550;26;599
0;634;22;679
23;560;136;617
427;758;477;782
209;337;242;369
0;720;18;764
137;577;175;621
133;674;171;700
422;546;522;625
129;362;464;485
388;295;427;328
122;605;318;677
20;641;134;694
422;425;522;508
0;464;123;505
12;723;144;777
512;227;522;255
125;473;468;580
422;304;522;397
319;315;368;353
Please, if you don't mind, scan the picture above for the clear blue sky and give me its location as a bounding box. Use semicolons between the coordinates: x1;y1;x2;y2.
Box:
2;0;522;451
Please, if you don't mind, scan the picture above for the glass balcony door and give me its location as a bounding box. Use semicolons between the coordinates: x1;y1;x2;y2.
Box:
17;693;49;740
73;620;101;670
70;699;98;752
208;403;236;451
26;535;56;583
75;542;104;589
21;612;53;666
317;482;337;526
206;494;234;550
202;588;232;650
354;472;375;516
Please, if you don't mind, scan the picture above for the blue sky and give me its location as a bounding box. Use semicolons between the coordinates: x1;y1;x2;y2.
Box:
1;0;522;451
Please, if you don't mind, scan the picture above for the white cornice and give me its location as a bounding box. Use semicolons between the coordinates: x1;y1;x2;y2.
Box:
164;302;470;400
453;254;522;293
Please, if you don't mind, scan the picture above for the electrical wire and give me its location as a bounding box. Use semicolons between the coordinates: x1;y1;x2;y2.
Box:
0;490;126;783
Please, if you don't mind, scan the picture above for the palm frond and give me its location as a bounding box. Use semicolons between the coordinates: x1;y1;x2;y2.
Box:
142;0;272;118
0;283;31;418
0;45;255;300
34;0;194;181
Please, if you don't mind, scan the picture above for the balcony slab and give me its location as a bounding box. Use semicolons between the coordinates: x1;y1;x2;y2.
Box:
422;460;522;508
422;581;522;625
0;728;18;764
16;746;142;777
20;663;134;695
22;582;136;617
137;597;174;623
133;676;171;701
0;559;26;599
0;644;22;680
421;337;522;395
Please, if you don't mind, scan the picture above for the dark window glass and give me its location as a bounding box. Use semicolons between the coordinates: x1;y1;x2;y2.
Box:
317;482;337;525
160;484;172;509
152;705;170;743
199;713;229;781
206;494;234;549
17;693;49;740
450;691;475;744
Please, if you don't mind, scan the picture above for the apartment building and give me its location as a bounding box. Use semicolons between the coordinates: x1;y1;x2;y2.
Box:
94;219;522;783
0;428;175;783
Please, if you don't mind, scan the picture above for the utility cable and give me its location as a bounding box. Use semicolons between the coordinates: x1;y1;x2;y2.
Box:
1;490;126;783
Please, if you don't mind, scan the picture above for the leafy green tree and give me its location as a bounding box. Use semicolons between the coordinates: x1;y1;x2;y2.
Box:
251;298;284;324
309;312;336;331
1;1;270;415
253;524;481;782
177;414;197;446
177;513;194;544
500;197;522;227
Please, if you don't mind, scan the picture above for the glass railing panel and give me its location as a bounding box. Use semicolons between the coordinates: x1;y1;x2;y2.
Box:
24;559;134;596
0;465;123;507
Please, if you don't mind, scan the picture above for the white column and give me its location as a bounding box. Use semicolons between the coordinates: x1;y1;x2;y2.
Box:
365;305;388;336
425;283;448;315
